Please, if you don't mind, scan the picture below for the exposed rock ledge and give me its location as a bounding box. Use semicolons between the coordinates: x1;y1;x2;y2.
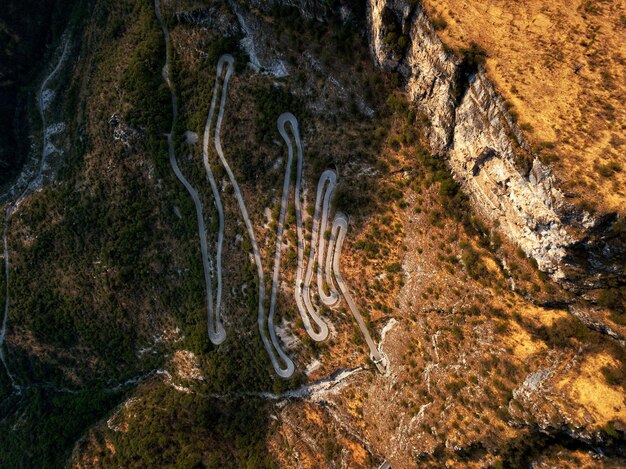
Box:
367;0;625;290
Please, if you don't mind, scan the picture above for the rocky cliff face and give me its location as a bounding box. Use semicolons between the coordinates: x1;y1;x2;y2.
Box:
366;0;625;290
450;72;572;279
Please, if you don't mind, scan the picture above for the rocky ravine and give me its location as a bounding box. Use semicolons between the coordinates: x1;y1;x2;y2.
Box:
367;0;625;292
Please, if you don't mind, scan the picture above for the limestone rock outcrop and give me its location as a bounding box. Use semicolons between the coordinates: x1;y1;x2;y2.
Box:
367;0;625;287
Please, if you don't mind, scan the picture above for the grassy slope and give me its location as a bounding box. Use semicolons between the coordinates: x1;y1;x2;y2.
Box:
3;0;297;466
1;0;202;465
70;1;406;465
422;0;626;215
0;0;78;187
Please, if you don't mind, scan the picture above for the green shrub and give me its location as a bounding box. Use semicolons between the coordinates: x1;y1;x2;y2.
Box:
439;178;458;197
459;42;488;68
385;262;402;273
596;161;622;178
519;122;533;132
432;16;448;31
598;288;625;314
381;7;408;53
254;86;304;144
602;364;626;391
461;246;487;279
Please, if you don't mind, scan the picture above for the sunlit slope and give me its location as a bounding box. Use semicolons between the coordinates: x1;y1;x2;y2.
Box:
423;0;626;214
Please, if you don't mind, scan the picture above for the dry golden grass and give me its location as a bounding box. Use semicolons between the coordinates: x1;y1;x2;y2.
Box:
498;298;570;359
346;391;367;429
482;255;501;276
341;437;369;467
556;352;625;428
304;407;325;427
422;0;626;214
508;320;546;359
269;400;372;468
513;299;569;327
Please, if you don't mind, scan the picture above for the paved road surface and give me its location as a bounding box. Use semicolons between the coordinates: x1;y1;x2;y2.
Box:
281;113;388;373
265;113;302;375
201;56;231;345
155;0;226;346
154;5;293;376
212;57;295;379
155;2;384;376
280;115;332;342
330;213;387;372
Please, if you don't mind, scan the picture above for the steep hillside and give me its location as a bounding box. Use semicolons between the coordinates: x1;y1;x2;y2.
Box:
0;0;624;468
421;0;626;215
367;0;625;310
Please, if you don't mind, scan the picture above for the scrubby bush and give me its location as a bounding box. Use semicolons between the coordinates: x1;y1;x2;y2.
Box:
122;5;171;140
254;86;304;144
459;41;488;68
381;7;409;53
461;246;487;279
596;161;622;178
602;364;626;391
432;16;448;31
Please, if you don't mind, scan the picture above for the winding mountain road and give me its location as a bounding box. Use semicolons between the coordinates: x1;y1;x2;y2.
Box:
155;0;226;346
267;114;300;370
280;115;334;342
0;38;70;387
156;2;293;374
280;113;387;373
210;58;295;379
201;56;233;345
1;229;13;385
329;213;387;372
155;1;384;376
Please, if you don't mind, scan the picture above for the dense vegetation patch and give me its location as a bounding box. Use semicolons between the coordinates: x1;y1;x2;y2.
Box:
0;387;122;469
98;385;276;468
0;0;80;187
122;2;172;168
381;7;409;54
